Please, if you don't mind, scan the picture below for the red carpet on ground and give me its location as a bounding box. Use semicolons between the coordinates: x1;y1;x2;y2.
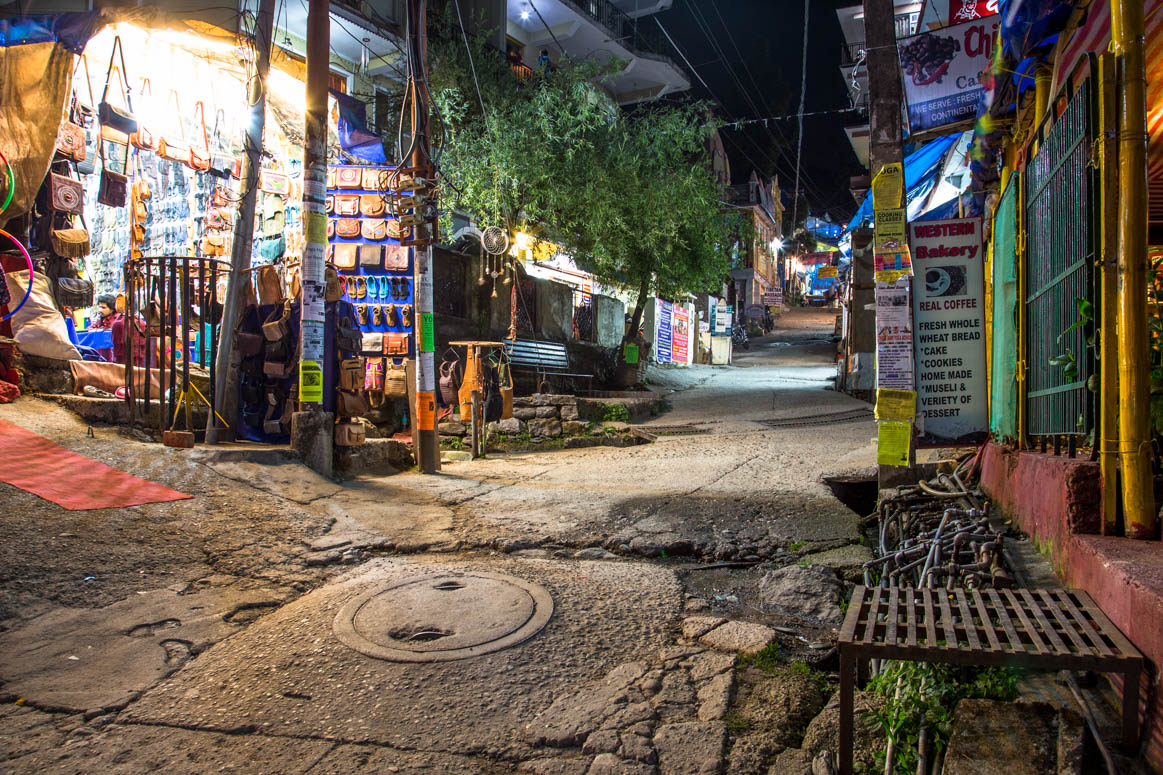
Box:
0;418;192;510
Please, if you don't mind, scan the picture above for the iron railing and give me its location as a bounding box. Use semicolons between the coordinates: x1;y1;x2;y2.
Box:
1023;58;1097;440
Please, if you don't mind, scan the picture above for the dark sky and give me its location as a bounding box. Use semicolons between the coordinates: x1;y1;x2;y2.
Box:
647;0;862;223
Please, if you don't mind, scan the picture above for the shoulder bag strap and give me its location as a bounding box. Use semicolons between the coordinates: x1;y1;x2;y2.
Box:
100;36;133;112
192;101;210;152
166;90;186;140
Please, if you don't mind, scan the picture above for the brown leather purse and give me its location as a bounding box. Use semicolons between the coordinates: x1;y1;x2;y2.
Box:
49;173;84;215
359;193;385;217
57;117;86;161
362;168;389;190
335;195;360;216
359;245;382;268
189;101;212;172
383;244;409;271
387;218;406;240
335;218;361;239
383;331;409;356
334;243;358;269
334;418;366;446
335;167;361;189
361;219;387;241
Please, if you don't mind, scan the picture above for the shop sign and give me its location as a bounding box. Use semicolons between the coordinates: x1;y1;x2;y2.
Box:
745;304;765;319
950;0;997;23
818;266;838;279
712;304;733;336
656;299;673;363
908;217;988;446
898;16;999;133
800;252;834;267
762;290;783;306
672;305;690;363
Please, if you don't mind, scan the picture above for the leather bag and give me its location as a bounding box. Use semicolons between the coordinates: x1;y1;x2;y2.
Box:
57;119;86;161
383;331;409;356
189;101;212;172
50;228;90;258
200;233;226;256
359;193;385;217
156;91;190;165
256;265;284;306
359;245;382;268
261;301;291;342
384;244;409;271
327;219;335;239
384;360;408;398
336;389;369;418
339;357;365;391
361;219;387;241
361;332;383;352
335;218;360;239
97;168;128;208
362;168;389;190
364;357;385;391
49;173;84;215
334;419;366;446
129;78;155;150
260;170;289;196
334;194;360;216
336;316;362;353
325;265;343;303
334;243;358;269
439;359;460;405
387;218;406;240
97;38;136;136
57;277;94;308
335;167;361;189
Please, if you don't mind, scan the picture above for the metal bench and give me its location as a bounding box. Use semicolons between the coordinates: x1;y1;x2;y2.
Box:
837;585;1144;775
503;338;593;395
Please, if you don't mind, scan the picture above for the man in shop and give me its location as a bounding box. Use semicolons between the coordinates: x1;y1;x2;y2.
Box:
92;294;119;332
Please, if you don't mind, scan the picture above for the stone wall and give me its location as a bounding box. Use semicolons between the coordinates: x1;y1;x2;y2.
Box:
439;394;588;441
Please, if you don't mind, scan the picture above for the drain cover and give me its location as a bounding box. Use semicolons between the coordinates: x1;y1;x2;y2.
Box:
333;571;554;662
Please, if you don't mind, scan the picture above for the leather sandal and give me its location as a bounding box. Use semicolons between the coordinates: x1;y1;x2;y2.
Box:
400;304;412;328
356;304;370;326
372;304;383;326
385;304;397;327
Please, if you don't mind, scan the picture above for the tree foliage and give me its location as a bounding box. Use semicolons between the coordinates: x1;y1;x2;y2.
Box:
429;26;743;328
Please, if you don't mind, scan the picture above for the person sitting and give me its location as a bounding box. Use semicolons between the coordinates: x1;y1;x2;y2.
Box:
92;294;120;331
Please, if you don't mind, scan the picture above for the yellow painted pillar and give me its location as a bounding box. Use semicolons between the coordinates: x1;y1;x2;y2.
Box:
1098;52;1120;534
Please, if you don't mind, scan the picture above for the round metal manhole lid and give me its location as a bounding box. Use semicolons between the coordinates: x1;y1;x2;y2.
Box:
333;571;554;662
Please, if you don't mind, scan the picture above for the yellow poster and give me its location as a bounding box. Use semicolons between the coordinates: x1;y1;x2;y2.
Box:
872;163;904;211
818;265;838;279
877;421;913;467
875;389;916;421
874;248;913;283
874;208;907;252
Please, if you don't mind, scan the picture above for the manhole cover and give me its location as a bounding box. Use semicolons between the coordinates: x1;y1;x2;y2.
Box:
333;571;554;662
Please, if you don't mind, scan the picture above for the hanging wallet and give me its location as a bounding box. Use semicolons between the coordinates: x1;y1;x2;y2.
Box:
335;218;361;239
359;193;385;217
359;245;382;268
49;173;84;214
362;168;389;190
56;121;86;161
335;167;361;189
361;219;386;241
383;244;409;271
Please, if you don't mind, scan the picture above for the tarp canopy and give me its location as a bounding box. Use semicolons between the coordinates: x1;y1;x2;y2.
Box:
844;132;964;232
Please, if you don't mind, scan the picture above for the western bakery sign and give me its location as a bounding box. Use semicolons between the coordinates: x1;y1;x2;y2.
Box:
909;217;988;446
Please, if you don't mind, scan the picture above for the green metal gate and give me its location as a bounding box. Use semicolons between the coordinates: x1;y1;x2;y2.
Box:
1023;62;1097;438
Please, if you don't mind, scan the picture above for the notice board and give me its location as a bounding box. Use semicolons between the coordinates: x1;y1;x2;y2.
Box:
909;217;988;446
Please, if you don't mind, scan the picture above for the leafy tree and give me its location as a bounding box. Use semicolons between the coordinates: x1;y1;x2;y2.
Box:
429;27;743;341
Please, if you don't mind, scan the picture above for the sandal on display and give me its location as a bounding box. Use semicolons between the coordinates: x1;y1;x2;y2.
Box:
385;304;397;327
356;304;370;326
400;304;412;328
372;305;383;326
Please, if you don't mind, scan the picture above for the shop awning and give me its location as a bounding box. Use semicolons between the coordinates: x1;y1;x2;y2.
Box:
844;132;964;232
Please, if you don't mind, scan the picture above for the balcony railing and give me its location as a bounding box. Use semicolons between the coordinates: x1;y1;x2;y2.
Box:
840;13;919;64
562;0;669;59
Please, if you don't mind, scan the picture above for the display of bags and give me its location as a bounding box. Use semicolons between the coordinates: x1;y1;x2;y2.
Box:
334;243;358;269
334;195;360;216
383;331;409;355
359;245;382;268
49;173;84;215
334;419;366;446
336;316;362;353
256;265;284;306
361;219;386;241
384;360;408;398
339;357;365;391
335;167;361;189
384;244;409;271
335;218;360;239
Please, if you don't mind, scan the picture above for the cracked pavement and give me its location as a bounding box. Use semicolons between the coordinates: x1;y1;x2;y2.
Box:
0;307;877;774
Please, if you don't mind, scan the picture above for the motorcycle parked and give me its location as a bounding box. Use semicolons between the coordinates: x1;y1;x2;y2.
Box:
731;322;750;351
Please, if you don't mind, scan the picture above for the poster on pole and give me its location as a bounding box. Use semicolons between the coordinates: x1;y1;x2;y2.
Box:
655;300;673;363
672;305;690;363
898;16;1000;133
875;281;915;390
909;217;989;446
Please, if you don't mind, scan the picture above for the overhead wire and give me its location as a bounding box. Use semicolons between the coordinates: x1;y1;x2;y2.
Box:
791;0;810;232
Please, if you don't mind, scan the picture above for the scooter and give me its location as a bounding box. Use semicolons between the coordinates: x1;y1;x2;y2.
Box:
731;322;750;351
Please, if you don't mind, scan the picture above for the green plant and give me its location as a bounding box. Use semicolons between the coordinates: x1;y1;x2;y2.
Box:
788;661;829;694
1050;297;1096;389
723;708;752;735
736;642;782;672
601;403;630;422
866;661;1020;774
787;540;806;552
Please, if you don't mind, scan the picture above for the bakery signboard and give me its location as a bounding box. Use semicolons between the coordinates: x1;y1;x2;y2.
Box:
898;15;999;133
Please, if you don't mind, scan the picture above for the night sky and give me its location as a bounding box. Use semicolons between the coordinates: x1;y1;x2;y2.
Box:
646;0;863;223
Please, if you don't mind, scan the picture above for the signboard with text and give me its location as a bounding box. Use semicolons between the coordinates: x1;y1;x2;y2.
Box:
762;290;783;306
712;304;733;336
672;305;690;363
899;16;999;133
909;217;988;446
655;299;673;363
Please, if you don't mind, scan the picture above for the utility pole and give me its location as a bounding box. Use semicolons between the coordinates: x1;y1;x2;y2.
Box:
290;0;333;476
207;0;275;444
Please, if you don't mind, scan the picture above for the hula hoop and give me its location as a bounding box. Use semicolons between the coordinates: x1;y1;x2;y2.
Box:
0;229;34;323
0;150;13;216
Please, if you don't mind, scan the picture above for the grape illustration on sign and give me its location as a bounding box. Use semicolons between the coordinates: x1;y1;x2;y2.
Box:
899;16;999;133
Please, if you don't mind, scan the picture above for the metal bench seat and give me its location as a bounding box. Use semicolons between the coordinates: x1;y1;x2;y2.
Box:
503;338;593;395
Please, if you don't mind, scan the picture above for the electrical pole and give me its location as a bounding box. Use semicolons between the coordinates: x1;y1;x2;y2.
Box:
207;0;275;444
407;0;439;473
290;0;333;476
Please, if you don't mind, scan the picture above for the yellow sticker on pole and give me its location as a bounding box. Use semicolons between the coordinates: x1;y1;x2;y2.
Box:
874;207;907;252
872;163;904;211
875;388;916;421
877;421;912;467
299;360;323;403
305;211;328;244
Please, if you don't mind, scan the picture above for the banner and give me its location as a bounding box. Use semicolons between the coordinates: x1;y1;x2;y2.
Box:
818;266;838;279
899;16;1000;133
909;217;989;446
672;305;690;363
656;299;673;363
950;0;998;23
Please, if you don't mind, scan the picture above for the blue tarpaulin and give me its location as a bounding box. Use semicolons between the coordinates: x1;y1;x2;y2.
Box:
844;133;961;232
331;90;387;163
0;13;101;53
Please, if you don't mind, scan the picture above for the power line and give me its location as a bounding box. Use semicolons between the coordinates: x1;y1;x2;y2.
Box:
791;0;810;231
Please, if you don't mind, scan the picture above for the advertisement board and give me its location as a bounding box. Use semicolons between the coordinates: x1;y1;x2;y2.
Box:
672;305;690;363
655;299;673;363
950;0;997;22
899;16;999;133
713;304;733;337
762;290;783;306
909;217;989;446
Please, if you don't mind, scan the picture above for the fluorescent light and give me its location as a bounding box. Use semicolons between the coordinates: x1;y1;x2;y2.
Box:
520;9;530;20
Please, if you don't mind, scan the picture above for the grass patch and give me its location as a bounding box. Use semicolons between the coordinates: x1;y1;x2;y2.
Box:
787;541;807;552
600;403;630;422
735;642;782;673
723;708;751;735
788;661;830;694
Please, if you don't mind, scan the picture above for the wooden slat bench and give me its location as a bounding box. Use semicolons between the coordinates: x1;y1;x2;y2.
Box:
837;585;1144;775
503;338;593;395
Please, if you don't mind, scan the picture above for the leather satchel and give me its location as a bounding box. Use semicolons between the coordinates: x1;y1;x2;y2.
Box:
334;243;358;269
236;329;264;358
256;265;284;306
336;316;362;353
335;167;361;189
98;39;136;136
364;357;385;391
57;120;86;161
383;244;409;271
129;78;154;150
361;332;383;352
325;266;343;303
359;245;382;268
336;388;370;418
334;194;360;216
387;218;406;240
335;218;361;239
189;102;212;172
339;357;366;391
51;228;90;258
361;219;387;241
200;233;227;256
262;301;291;342
98;168;128;208
362;168;389;190
334;419;366;446
383;331;409;356
359;193;385;217
49;173;84;215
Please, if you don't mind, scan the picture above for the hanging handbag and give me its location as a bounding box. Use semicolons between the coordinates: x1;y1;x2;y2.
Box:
334;243;358;269
57;277;94;308
235;309;265;358
97;168;128;208
260;170;289;196
439;359;460;405
51;228;91;258
262;301;291;342
384;244;409;271
97;38;136;136
259;235;285;262
384;360;408;398
200;233;227;256
256;265;284;306
336;389;370;418
56;97;87;161
387;218;406;240
359;245;382;268
334;194;360;216
339;357;366;391
334;419;366;446
362;168;391;191
335;218;361;239
325;195;334;214
209;109;237;179
325;265;343;303
189;101;212;172
336;316;362;353
365;357;385;391
359;193;385;217
49;173;84;215
383;331;409;356
361;332;383;352
129;78;155;151
361;219;387;241
335;167;361;189
156;90;191;165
